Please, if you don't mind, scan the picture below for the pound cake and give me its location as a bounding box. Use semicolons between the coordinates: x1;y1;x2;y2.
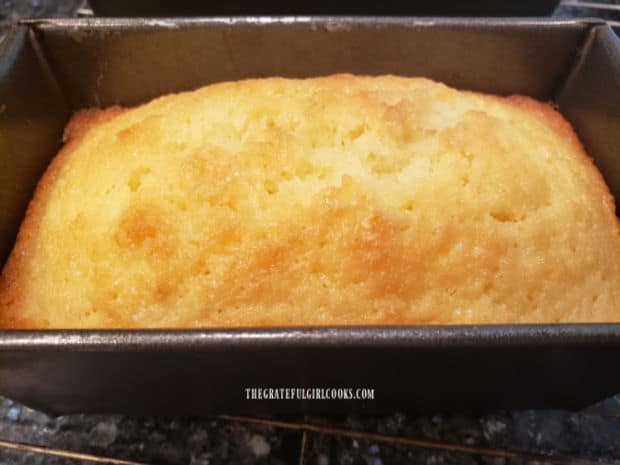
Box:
1;74;620;328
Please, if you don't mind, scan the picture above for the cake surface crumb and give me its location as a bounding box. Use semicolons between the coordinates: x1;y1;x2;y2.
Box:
1;74;619;328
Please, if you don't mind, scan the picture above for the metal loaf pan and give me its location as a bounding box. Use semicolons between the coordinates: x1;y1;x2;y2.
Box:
0;18;619;415
87;0;561;17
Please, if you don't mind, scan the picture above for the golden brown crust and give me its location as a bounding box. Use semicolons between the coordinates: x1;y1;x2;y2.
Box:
63;106;125;143
503;95;617;217
0;106;125;328
1;75;619;328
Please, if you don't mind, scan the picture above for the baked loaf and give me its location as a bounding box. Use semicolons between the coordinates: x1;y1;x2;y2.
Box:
1;75;619;328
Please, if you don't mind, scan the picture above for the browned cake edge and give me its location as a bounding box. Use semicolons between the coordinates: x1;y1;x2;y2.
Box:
500;94;617;217
0;106;125;328
0;75;617;329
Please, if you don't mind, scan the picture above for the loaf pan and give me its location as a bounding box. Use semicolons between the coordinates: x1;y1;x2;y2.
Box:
87;0;561;17
0;17;619;415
